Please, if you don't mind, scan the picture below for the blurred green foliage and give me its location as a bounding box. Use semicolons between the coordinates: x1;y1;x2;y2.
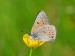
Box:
0;0;75;56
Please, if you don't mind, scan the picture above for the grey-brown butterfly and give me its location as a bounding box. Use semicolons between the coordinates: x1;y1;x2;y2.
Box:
30;11;56;41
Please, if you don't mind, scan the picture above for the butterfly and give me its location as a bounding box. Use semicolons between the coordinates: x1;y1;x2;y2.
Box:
30;11;56;41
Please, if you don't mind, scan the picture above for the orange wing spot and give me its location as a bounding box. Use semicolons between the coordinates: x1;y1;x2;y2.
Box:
51;36;53;38
52;31;54;33
52;33;54;35
50;36;54;38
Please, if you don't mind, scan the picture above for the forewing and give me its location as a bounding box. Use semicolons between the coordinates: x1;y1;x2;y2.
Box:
35;25;56;41
31;11;50;34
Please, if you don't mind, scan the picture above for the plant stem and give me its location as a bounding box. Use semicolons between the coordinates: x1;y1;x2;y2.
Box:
29;48;33;56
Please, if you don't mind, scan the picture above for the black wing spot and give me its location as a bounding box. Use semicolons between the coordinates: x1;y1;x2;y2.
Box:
37;22;39;24
40;17;41;18
38;17;39;18
43;31;46;33
39;16;43;19
43;22;44;24
42;20;44;24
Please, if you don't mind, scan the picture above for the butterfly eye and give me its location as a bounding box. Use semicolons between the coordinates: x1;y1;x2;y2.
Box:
33;35;39;40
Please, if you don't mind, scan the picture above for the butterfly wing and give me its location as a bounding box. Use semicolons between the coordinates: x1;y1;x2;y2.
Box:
34;25;56;41
31;11;50;34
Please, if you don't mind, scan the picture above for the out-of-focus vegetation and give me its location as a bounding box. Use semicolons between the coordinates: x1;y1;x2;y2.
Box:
0;0;75;56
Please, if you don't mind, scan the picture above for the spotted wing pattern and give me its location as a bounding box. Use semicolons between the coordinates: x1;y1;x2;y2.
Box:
31;11;50;34
35;25;56;41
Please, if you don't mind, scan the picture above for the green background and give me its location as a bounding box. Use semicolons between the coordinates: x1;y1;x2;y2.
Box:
0;0;75;56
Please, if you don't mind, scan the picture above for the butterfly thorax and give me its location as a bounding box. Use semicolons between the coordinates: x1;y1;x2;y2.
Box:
30;32;41;40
